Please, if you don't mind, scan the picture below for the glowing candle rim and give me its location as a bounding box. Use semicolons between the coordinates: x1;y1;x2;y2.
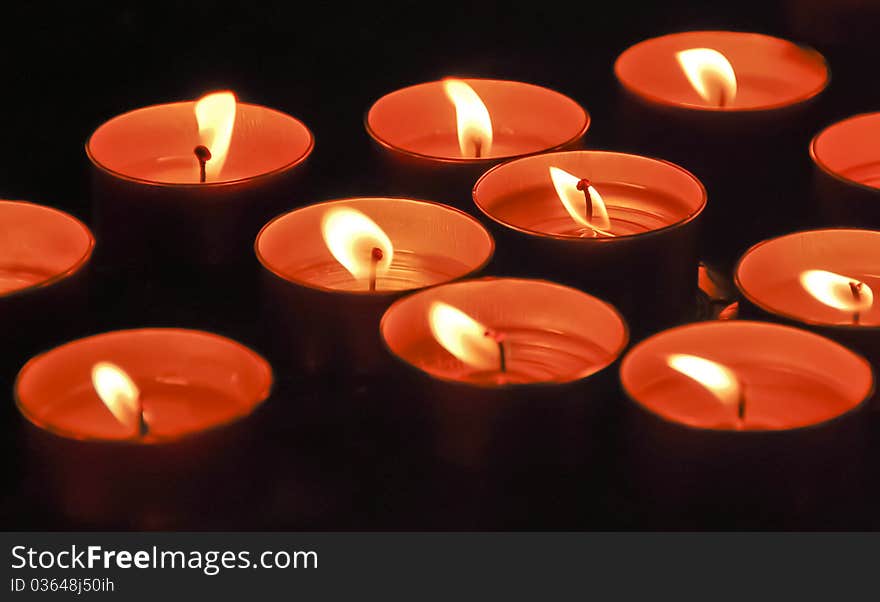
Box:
619;320;874;433
0;200;95;300
255;197;495;297
365;78;591;164
472;150;707;241
14;328;274;444
810;112;880;194
614;30;830;113
735;228;880;331
86;100;315;188
380;277;630;389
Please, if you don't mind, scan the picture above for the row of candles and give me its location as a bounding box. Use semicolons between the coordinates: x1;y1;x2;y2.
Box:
3;30;880;522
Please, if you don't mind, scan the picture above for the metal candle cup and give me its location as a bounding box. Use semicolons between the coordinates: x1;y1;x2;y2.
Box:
0;200;94;376
614;31;829;270
620;321;873;528
811;113;880;227
365;79;589;209
87;99;314;270
15;328;273;528
472;150;705;339
255;198;493;379
735;229;880;403
380;277;629;475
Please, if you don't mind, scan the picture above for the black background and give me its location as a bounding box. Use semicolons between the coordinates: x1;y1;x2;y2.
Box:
1;1;880;531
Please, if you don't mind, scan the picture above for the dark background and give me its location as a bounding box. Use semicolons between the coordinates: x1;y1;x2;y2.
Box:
1;1;880;531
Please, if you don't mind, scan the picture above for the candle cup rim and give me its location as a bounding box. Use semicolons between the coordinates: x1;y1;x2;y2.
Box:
0;200;95;300
14;327;274;445
379;276;631;389
734;227;880;331
614;30;830;113
810;112;880;194
254;196;495;297
619;319;875;433
472;149;707;241
85;100;315;188
364;78;591;164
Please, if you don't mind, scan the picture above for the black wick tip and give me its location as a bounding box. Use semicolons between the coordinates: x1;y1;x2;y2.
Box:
371;247;384;261
194;145;212;162
576;178;591;191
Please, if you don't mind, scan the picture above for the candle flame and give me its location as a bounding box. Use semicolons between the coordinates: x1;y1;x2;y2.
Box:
549;166;613;235
91;361;142;434
429;301;500;370
195;91;237;180
667;354;742;408
799;270;874;314
676;48;737;107
443;79;493;158
321;208;394;282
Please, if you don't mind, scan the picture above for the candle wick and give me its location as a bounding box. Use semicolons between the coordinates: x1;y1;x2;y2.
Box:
576;178;594;223
194;145;212;183
485;330;507;373
136;399;149;439
850;281;863;325
735;383;747;430
473;138;482;159
369;247;383;292
718;88;727;109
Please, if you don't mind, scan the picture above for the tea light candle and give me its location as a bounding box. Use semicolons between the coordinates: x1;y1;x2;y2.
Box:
472;150;706;337
365;78;589;208
87;91;314;269
255;197;493;378
811;113;880;227
735;229;880;392
0;200;94;373
380;277;628;471
15;328;273;527
619;321;872;527
614;31;829;269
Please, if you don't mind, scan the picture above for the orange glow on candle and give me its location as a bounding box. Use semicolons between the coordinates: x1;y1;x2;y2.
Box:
91;362;144;437
194;91;236;180
321;208;394;289
548;166;613;235
667;353;742;414
429;302;501;371
799;270;874;316
443;79;494;158
675;48;738;107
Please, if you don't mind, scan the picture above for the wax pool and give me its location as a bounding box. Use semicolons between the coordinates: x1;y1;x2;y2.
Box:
0;267;57;295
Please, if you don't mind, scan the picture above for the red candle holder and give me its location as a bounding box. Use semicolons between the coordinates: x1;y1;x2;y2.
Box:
87;95;314;270
736;228;880;398
256;197;493;379
380;277;628;476
614;31;829;270
0;200;94;373
15;328;273;528
472;150;706;338
620;321;872;528
811;113;880;227
365;78;589;209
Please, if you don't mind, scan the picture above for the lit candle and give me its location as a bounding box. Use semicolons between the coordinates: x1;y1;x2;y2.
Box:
380;277;628;470
810;112;880;227
87;91;314;269
365;78;589;209
472;150;706;337
619;321;872;527
615;31;829;269
15;328;272;527
735;228;880;391
0;200;94;373
255;197;493;378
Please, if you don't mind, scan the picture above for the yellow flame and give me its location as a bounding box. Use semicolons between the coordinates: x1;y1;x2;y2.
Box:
675;48;737;107
667;354;742;408
429;302;500;370
800;270;874;314
549;166;613;235
91;362;142;432
443;79;493;158
195;91;237;180
321;208;394;282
